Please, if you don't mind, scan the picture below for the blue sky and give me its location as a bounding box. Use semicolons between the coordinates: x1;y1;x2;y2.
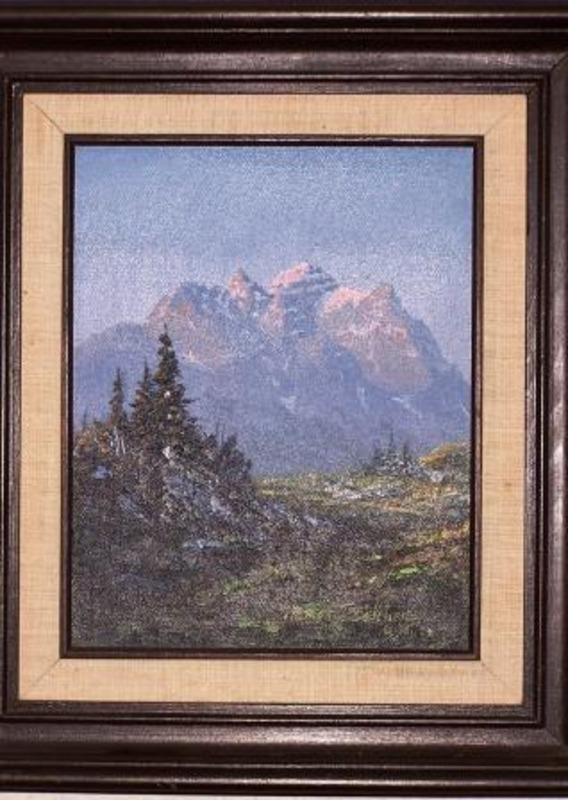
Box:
73;144;474;376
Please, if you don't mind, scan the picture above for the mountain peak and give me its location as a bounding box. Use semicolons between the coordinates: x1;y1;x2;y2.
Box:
272;261;315;288
271;262;336;294
76;262;470;474
227;266;269;313
367;283;397;304
322;285;370;313
228;266;253;296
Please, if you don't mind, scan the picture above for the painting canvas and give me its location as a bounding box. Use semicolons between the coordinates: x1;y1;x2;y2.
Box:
69;143;475;653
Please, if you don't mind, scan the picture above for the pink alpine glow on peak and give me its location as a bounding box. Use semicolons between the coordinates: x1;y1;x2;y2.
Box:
322;285;370;313
271;262;326;289
366;284;397;304
227;266;254;298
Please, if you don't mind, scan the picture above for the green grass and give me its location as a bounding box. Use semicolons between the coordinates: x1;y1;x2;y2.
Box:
74;442;472;652
232;454;473;650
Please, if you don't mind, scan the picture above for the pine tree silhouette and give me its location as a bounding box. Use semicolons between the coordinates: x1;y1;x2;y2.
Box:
368;443;386;474
75;330;256;527
216;433;252;492
129;360;163;507
109;368;127;456
153;327;201;459
130;361;155;445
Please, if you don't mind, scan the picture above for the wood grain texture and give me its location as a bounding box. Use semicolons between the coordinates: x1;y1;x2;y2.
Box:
0;0;566;793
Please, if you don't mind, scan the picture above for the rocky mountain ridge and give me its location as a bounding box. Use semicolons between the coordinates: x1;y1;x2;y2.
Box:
75;262;470;474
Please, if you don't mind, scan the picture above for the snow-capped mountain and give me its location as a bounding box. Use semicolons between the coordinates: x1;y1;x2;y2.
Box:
74;263;471;475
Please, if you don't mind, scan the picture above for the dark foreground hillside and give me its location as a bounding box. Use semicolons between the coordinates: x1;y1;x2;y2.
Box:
71;434;472;652
252;447;471;651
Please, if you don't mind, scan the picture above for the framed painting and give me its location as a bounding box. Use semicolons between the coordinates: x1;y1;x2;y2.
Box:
67;136;479;659
1;0;568;793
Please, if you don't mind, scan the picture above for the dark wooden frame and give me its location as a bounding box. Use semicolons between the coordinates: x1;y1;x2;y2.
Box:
0;0;567;793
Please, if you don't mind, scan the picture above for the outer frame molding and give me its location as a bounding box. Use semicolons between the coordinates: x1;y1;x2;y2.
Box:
17;91;525;708
0;1;567;793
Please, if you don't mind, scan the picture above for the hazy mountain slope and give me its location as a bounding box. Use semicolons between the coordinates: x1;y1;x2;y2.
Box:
74;262;471;474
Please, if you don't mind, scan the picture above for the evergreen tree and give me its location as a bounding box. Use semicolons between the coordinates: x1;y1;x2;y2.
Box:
74;332;258;530
402;440;412;468
366;433;412;477
108;368;128;456
216;433;252;493
74;419;113;474
73;416;120;518
130;360;163;506
109;368;127;427
368;443;386;474
130;361;155;445
153;328;200;459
